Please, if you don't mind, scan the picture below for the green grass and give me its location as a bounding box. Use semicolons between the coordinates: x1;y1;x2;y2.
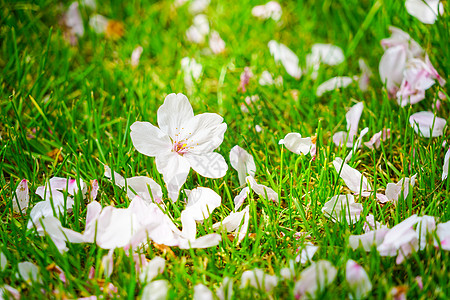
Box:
0;0;449;298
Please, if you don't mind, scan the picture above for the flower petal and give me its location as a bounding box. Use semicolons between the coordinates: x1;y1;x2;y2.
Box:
443;148;450;181
379;45;407;94
409;111;447;138
279;133;312;155
180;113;227;154
294;260;337;299
12;179;29;213
316;76;353;97
155;152;191;201
246;176;278;203
157;93;194;138
230;145;256;186
185;152;228;179
333;157;372;193
346;259;372;299
405;0;444;24
130;121;172;157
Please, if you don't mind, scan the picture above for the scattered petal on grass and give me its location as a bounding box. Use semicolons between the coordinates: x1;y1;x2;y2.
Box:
193;284;214;300
294;260;337;299
0;251;7;271
181;57;203;90
213;205;249;243
141;279;169;300
240;268;278;292
358;58;372;91
396;55;445;106
295;242;319;264
104;166;163;204
1;285;20;300
12;179;29;213
234;187;249;211
306;43;345;79
322;194;363;224
139;256;165;284
316;76;353;97
405;0;444;24
28;191;75;229
216;277;233;300
385;174;417;205
181;187;221;240
377;215;421;264
333;102;363;147
268;40;301;79
251;1;282;21
230;146;256;186
131;46;143;67
186;14;209;44
349;228;390;251
379;45;408;95
416;215;436;250
259;70;274;86
101;249;114;278
409;111;446;138
346;259;372;300
246;176;278;203
442;148;450;181
380;26;423;57
279;133;313;156
209;31;225;54
238;67;253;92
364;129;390;149
435;220;450;250
189;0;210;14
18;261;41;284
333;157;371;194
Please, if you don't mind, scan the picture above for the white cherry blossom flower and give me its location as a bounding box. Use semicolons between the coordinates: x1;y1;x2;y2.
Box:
130;93;227;201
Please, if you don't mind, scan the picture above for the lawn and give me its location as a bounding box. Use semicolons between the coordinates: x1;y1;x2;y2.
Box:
0;0;449;299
